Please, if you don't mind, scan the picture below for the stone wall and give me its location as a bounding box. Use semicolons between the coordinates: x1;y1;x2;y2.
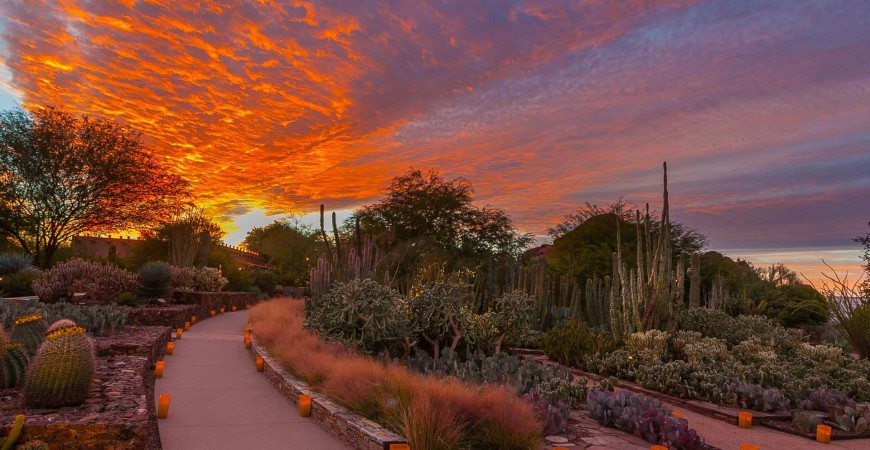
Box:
247;338;407;450
126;292;257;329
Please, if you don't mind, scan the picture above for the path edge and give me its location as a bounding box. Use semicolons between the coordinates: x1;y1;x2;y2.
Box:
247;337;408;450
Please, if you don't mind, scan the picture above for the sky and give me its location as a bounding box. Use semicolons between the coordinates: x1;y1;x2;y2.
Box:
0;0;868;285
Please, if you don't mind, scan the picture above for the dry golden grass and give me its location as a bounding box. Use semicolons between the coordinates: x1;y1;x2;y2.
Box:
249;298;542;450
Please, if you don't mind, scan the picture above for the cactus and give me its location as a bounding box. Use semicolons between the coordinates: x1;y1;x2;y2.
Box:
1;343;29;388
14;441;49;450
0;414;24;450
46;319;77;334
0;326;6;362
689;252;700;308
24;320;95;408
11;314;47;356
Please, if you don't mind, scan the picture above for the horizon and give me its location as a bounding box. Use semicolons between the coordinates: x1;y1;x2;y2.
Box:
1;1;868;285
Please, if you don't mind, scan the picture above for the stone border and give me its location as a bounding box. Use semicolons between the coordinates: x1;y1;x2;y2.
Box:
247;337;407;450
516;350;792;425
127;292;258;329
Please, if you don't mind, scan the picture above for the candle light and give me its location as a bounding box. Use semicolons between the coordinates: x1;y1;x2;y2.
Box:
244;325;250;334
651;446;668;450
220;307;225;314
388;445;410;450
155;361;165;378
738;411;752;429
672;411;684;419
245;336;252;349
256;355;264;372
299;394;312;417
739;445;759;450
246;304;250;309
167;342;175;355
176;328;183;339
232;305;237;312
816;424;831;444
210;310;216;317
183;321;190;331
157;394;171;419
191;315;196;324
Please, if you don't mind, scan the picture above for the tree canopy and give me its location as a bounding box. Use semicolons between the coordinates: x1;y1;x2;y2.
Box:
0;106;190;267
243;218;320;286
350;169;532;271
856;222;870;297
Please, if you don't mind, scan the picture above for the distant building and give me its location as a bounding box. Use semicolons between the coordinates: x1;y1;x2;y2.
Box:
71;235;268;269
524;244;552;259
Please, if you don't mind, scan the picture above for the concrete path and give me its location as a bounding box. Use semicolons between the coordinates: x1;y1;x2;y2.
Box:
154;311;349;450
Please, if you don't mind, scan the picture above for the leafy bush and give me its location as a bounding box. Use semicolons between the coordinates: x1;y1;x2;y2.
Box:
0;270;41;297
32;258;138;304
307;279;409;354
192;267;228;292
252;270;278;296
138;261;173;299
586;388;706;449
116;291;138;307
542;320;614;368
169;266;196;292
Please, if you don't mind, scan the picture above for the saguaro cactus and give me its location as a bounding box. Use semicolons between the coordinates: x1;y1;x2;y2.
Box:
11;314;48;356
24;320;95;408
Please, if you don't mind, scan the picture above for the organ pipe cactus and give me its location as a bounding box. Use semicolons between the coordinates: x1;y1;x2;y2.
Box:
24;320;95;408
11;314;48;356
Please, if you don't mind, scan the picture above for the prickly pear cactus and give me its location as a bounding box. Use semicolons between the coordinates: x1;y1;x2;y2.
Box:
11;314;48;356
24;321;95;408
1;342;29;388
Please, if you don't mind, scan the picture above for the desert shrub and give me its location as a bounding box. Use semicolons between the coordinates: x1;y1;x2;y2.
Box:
138;261;173;299
250;299;542;449
32;258;138;304
625;329;670;360
537;376;588;408
801;387;856;412
586;388;706;449
681;308;804;352
169;266;196;292
251;270;278;296
0;300;126;336
192;267;228;292
729;380;788;412
405;348;573;396
0;270;41;297
116;291;138;306
307;279;409;354
542;320;614;368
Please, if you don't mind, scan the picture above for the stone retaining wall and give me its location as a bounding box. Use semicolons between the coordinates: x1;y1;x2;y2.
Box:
247;338;407;450
126;292;257;329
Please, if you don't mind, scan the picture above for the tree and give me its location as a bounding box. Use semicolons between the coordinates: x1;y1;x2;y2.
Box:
155;207;223;267
243;218;319;286
351;169;532;270
0;106;190;267
856;222;870;297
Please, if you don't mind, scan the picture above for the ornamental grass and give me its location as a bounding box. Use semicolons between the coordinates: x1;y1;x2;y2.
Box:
249;298;541;450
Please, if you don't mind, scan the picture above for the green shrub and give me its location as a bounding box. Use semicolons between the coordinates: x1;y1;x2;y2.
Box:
138;261;173;299
169;266;196;292
116;291;139;306
542;320;614;368
192;267;228;292
0;270;40;297
537;376;588;408
251;270;278;296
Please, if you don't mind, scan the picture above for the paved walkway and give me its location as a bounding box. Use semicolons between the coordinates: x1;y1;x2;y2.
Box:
154;311;349;450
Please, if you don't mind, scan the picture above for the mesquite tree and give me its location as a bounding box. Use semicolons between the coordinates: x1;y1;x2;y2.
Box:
0;106;190;267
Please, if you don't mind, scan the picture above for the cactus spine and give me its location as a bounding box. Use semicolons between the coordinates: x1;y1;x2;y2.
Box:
24;320;95;408
689;252;701;308
11;314;48;357
1;342;29;388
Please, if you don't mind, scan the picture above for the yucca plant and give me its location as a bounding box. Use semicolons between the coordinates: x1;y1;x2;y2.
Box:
138;261;173;300
0;253;37;276
24;320;95;408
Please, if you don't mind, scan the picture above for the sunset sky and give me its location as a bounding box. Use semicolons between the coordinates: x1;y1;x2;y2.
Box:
1;1;868;284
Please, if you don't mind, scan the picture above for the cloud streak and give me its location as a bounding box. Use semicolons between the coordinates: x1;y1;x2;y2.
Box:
1;0;868;281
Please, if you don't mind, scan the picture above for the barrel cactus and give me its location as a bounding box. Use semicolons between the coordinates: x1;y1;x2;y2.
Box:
24;320;95;408
1;343;29;388
11;314;48;356
46;319;77;334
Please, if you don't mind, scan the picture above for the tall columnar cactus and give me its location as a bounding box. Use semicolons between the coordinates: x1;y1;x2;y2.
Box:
0;326;6;362
1;342;29;388
24;320;95;408
689;252;701;308
11;314;48;356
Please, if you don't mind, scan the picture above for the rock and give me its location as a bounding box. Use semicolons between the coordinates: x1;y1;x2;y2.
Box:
546;435;570;444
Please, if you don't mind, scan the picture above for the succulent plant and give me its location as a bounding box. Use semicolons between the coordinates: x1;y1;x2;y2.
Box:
729;381;788;412
14;440;49;450
1;343;29;388
625;330;670;360
10;314;48;356
31;258;138;304
792;410;824;433
801;387;856;412
537;376;588;408
138;261;173;299
832;406;870;433
800;343;845;366
24;320;95;408
0;252;37;275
